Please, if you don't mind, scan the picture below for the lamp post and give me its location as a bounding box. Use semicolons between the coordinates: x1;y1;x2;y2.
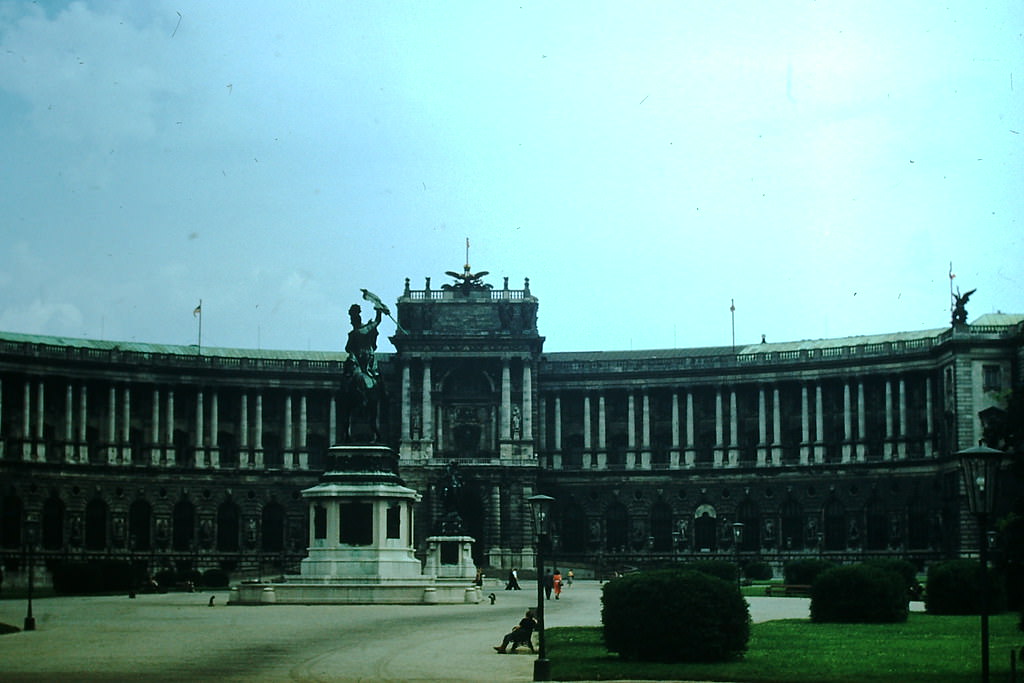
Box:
528;494;555;682
732;522;744;590
23;514;38;632
957;443;1005;683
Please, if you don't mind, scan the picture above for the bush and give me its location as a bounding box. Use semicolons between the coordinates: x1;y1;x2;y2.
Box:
926;559;1007;615
865;558;922;599
602;569;749;662
744;561;773;581
677;559;739;583
784;558;835;585
810;564;908;623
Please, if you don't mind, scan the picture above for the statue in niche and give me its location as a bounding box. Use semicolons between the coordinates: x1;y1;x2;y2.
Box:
951;287;976;326
511;405;522;439
436;461;466;535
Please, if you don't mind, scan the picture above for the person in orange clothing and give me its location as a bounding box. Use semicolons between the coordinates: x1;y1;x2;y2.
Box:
552;568;562;599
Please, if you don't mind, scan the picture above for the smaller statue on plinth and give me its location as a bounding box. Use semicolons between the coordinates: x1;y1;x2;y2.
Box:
951;287;976;326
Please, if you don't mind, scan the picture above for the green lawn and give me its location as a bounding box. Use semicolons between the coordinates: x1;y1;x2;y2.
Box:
547;612;1023;682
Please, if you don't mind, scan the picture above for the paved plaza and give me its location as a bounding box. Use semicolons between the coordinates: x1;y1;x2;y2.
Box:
0;580;815;682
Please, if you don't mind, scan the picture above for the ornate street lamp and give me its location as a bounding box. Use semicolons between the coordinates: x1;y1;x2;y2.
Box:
23;513;38;632
957;443;1006;683
528;494;555;682
731;522;745;589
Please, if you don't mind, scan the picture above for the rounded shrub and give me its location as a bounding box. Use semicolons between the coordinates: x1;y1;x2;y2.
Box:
926;559;1007;615
810;564;908;623
865;558;922;599
784;558;835;585
602;569;750;662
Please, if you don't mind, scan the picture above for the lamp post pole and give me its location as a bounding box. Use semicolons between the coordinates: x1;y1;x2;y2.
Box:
528;494;555;682
732;522;744;590
957;443;1005;683
24;516;37;632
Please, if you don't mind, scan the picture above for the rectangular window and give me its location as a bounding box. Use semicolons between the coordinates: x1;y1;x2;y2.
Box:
983;365;1001;392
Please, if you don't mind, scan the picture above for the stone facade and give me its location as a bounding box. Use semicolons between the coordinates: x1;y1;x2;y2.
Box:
0;272;1021;583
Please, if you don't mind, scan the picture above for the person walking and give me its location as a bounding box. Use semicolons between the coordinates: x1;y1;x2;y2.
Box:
566;568;574;587
506;567;521;590
553;568;562;599
543;568;553;600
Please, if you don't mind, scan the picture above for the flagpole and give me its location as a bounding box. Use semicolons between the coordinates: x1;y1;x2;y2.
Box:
730;299;736;355
195;300;203;354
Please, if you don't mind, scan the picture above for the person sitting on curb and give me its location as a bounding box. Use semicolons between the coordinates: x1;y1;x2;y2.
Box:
493;609;537;653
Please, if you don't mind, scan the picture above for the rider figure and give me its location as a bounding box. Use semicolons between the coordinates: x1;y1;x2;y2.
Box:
345;303;383;389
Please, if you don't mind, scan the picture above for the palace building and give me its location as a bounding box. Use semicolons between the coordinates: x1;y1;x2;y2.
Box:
1;267;1021;582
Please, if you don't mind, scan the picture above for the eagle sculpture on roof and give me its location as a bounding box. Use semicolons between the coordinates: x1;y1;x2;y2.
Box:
442;264;492;292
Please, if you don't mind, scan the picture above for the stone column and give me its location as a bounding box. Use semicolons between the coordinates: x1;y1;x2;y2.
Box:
500;359;512;441
626;393;637;469
553;393;562;453
283;394;293;470
78;385;88;463
401;362;411;444
884;379;894;460
814;384;825;464
422;361;433;450
640;392;651;469
756;386;768;466
122;386;131;461
240;393;249;467
22;381;31;461
35;382;45;462
151;388;161;465
728;388;739;467
64;383;74;462
685;391;696;467
924;377;934;457
210;391;220;468
771;387;782;465
167;390;176;465
842;382;853;463
856;381;867;461
897;378;907;458
583;394;592;469
800;384;811;465
522;362;533;441
329;395;337;446
196;390;206;468
298;394;308;469
107;385;118;464
254;392;264;469
597;393;607;469
713;388;724;468
488;485;503;563
671;391;681;469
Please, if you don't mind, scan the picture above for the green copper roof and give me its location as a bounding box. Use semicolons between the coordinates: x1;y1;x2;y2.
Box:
0;330;347;362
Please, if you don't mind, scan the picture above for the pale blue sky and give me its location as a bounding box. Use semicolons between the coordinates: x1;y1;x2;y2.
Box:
1;1;1021;353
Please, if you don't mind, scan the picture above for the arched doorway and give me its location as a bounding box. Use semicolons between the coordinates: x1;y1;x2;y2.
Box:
173;499;195;551
217;500;240;551
129;499;152;551
694;504;717;552
85;498;108;550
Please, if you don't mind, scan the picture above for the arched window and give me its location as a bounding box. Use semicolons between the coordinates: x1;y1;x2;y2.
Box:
0;494;22;548
172;499;195;551
604;501;628;551
650;502;674;552
866;497;888;550
824;498;847;551
85;498;108;551
780;498;803;551
217;501;240;551
129;499;152;551
694;505;717;552
42;495;65;550
261;502;285;552
736;498;761;551
560;503;587;553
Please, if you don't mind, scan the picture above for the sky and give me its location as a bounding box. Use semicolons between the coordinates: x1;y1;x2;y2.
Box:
1;1;1021;354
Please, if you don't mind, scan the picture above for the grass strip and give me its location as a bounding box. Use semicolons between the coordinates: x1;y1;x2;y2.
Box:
548;612;1023;682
